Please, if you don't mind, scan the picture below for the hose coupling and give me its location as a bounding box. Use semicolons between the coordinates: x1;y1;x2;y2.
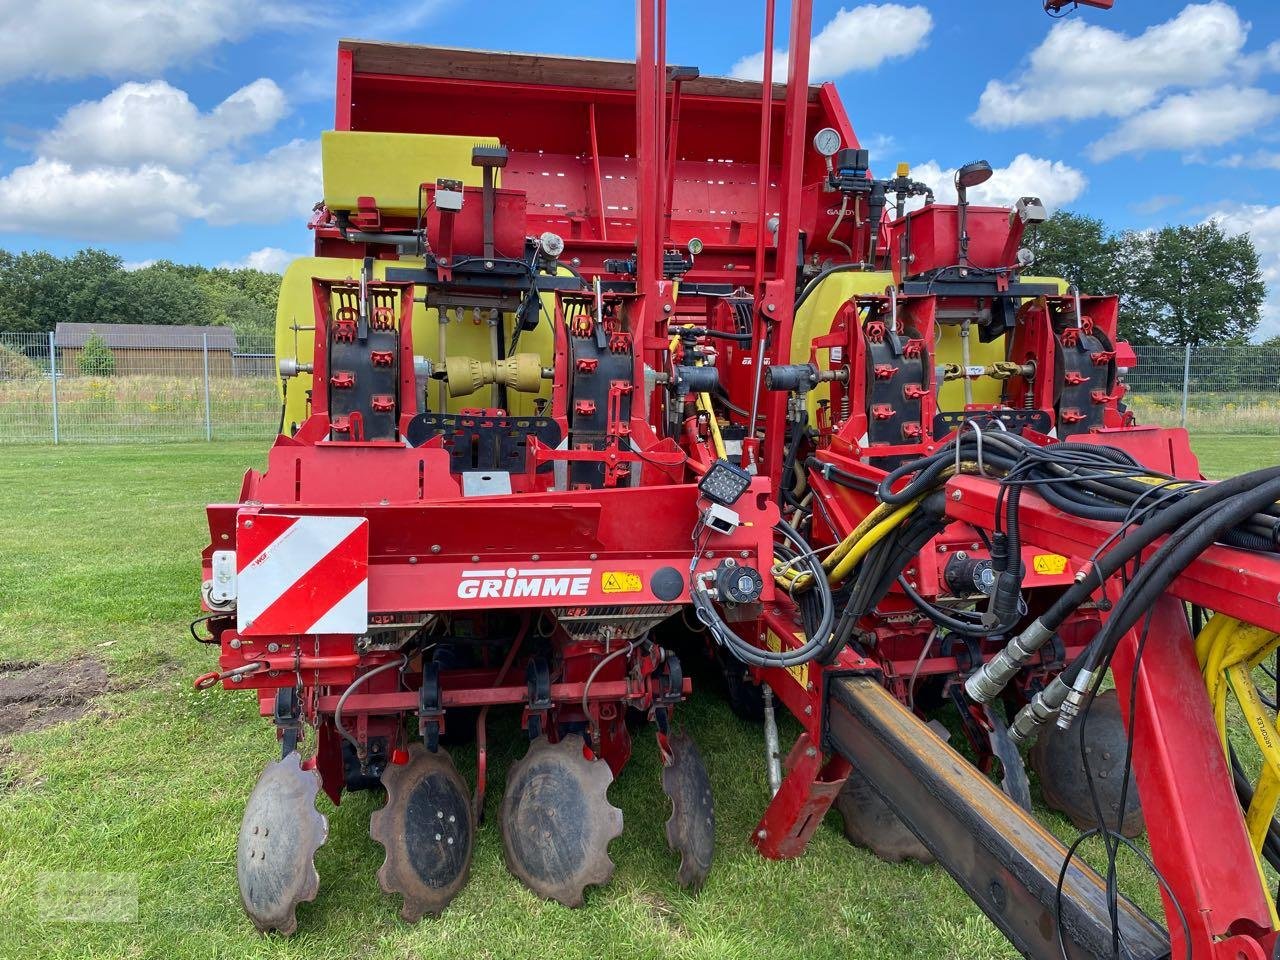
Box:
1055;668;1098;731
1009;673;1071;746
963;619;1052;704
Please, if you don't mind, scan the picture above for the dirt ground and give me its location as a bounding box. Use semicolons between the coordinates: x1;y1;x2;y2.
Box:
0;658;107;736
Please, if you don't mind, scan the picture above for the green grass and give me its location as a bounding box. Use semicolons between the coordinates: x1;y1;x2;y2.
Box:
0;435;1274;959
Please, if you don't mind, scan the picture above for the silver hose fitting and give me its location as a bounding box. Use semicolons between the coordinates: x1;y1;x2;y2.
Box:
1055;668;1098;731
1009;674;1071;746
964;619;1054;704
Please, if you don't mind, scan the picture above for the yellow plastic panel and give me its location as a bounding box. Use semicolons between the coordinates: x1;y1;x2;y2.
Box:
275;256;555;430
787;272;1069;419
321;131;502;217
789;270;893;419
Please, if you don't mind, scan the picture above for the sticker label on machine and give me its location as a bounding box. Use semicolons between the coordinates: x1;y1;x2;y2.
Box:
766;630;809;689
235;514;369;636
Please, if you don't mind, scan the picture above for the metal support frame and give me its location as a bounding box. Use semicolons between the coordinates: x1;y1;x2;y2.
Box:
825;676;1168;960
946;473;1280;959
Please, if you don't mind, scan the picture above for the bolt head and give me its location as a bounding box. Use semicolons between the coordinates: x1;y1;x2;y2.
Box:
431;544;441;554
951;490;962;501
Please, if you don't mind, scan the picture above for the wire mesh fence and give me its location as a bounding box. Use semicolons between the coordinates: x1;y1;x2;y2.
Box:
0;329;1278;443
1126;344;1280;435
0;328;279;443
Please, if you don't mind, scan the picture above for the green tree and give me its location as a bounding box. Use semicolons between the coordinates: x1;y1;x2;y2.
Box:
1124;221;1266;346
77;332;116;376
1030;211;1123;297
0;247;283;335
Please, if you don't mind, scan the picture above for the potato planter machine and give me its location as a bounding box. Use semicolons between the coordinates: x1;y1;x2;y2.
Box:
196;2;1280;956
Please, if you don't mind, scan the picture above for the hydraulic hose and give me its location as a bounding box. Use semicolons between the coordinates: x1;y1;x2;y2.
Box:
1010;474;1280;743
696;522;838;668
966;464;1280;705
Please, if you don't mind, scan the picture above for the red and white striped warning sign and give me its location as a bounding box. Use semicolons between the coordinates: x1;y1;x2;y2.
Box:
235;514;369;637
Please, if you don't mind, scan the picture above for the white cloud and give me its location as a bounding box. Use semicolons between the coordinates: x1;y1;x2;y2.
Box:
0;0;313;84
219;247;305;274
1220;149;1280;170
1204;203;1280;340
40;79;287;169
1242;39;1280;78
972;2;1248;129
0;159;202;239
0;110;319;241
905;154;1087;213
730;4;931;81
201;139;321;225
1131;194;1183;217
1088;86;1280;161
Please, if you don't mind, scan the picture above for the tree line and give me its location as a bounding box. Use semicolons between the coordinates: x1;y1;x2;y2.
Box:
1029;213;1269;347
0;221;1270;349
0;248;281;340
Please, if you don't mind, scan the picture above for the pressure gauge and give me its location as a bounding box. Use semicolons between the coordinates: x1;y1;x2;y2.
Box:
812;127;842;157
687;237;704;256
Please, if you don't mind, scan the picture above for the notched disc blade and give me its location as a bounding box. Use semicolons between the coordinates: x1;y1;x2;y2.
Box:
369;743;474;921
1030;688;1144;838
833;765;934;865
237;751;328;935
661;733;715;891
500;735;623;907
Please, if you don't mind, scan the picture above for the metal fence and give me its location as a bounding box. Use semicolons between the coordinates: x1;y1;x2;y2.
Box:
0;330;278;443
1;331;1278;443
1123;344;1280;436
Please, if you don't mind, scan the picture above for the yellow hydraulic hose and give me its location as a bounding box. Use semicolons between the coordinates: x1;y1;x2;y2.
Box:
669;331;727;461
775;497;921;592
1196;614;1280;927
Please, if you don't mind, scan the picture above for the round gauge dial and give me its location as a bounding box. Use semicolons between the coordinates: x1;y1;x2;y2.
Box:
812;127;842;157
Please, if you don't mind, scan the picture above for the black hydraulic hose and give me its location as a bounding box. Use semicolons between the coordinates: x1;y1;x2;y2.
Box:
779;412;808;509
804;456;879;495
793;263;871;315
1075;475;1280;686
896;575;993;637
1037;466;1280;635
695;522;838;668
831;492;948;649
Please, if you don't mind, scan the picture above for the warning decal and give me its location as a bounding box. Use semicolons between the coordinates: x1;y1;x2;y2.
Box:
601;571;644;594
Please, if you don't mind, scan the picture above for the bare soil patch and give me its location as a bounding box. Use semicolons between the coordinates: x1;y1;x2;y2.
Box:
0;658;108;735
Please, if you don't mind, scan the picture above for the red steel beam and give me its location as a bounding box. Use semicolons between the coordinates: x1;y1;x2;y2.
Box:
945;474;1280;632
1110;597;1275;959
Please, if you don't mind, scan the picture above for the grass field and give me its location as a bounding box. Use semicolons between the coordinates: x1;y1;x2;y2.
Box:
1;433;1277;960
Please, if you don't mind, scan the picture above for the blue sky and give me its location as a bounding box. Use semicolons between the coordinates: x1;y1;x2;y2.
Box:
1;1;1277;335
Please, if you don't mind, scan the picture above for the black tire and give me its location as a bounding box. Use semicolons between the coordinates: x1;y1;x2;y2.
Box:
1029;688;1144;838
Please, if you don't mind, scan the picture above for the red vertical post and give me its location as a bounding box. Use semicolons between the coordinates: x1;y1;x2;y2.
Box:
761;0;813;479
634;0;661;315
1110;596;1276;958
588;103;608;242
752;0;776;294
335;47;354;131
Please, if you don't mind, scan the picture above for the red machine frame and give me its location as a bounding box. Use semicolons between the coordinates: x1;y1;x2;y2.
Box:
197;1;1280;955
